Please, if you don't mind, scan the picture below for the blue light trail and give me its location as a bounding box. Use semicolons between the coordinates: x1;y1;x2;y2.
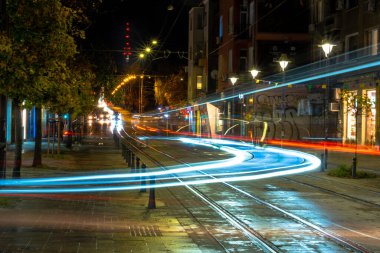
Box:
0;138;320;194
153;58;380;115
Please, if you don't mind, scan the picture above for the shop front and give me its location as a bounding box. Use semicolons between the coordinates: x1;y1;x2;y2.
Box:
342;82;378;147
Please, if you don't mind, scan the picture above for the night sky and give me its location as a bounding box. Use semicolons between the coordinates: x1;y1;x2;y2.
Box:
85;0;200;71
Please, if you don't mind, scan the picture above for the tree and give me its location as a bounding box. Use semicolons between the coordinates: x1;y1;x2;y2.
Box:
154;70;187;108
0;0;79;177
340;89;373;178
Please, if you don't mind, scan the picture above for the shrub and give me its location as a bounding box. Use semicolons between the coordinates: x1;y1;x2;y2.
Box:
327;164;377;178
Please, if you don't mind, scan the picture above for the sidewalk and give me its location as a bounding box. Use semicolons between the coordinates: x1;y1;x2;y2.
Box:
1;136;379;252
0;137;205;252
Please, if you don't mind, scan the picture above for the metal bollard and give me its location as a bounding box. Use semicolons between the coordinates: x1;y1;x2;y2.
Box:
126;149;131;166
148;176;156;209
131;153;135;173
136;157;140;174
140;164;147;193
320;153;324;172
121;144;126;159
352;157;357;178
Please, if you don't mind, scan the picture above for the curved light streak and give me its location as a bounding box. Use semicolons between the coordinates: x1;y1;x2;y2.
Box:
0;138;320;194
150;59;380;116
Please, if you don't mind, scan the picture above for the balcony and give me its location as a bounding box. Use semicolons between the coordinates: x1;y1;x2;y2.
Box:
324;14;342;33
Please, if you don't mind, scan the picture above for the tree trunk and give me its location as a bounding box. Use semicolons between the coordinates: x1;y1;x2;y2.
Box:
12;99;22;178
0;95;7;178
32;106;42;167
57;117;61;155
66;114;72;148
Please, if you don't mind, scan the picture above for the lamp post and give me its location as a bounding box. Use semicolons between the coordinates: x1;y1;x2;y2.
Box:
229;76;238;135
277;54;290;146
139;75;144;114
164;113;169;136
249;68;260;138
319;41;335;171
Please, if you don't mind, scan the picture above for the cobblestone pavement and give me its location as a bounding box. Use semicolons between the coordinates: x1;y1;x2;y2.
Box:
0;133;379;252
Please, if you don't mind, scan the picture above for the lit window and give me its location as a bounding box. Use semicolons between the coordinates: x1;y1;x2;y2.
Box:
366;29;378;55
196;76;203;90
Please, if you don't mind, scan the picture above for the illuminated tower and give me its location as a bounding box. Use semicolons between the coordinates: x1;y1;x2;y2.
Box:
123;22;132;63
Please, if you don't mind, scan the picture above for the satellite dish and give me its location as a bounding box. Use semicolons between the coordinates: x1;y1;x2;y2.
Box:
210;69;218;80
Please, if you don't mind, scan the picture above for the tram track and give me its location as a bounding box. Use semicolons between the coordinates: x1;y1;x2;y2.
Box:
119;129;279;252
281;176;380;208
119;126;371;252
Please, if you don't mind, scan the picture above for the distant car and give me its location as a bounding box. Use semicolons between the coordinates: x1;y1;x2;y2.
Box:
63;130;75;143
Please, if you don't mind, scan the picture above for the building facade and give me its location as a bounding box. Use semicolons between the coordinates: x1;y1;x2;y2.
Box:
310;0;380;147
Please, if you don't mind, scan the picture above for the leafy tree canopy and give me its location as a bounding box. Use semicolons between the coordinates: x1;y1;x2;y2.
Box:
0;0;77;106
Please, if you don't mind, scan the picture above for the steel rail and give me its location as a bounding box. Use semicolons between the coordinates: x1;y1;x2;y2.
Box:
124;127;370;253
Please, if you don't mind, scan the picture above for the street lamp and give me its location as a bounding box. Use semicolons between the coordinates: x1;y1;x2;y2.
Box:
249;68;260;80
278;53;290;72
319;41;336;58
229;76;238;135
319;40;335;172
277;54;290;146
229;76;238;85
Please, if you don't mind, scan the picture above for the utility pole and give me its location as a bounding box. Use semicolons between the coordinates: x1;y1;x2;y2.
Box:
139;76;144;114
0;0;8;178
0;95;6;178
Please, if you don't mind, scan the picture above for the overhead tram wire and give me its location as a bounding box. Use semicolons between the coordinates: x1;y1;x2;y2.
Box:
147;51;380;116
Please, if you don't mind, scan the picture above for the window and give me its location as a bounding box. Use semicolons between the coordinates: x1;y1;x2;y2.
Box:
228;6;234;34
366;28;378;55
248;47;254;69
196;12;203;30
249;1;255;38
345;33;359;59
196;76;203;90
368;0;376;11
239;49;248;72
366;90;376;144
228;49;233;73
346;0;358;9
240;4;248;30
203;11;207;27
249;2;255;25
317;0;324;23
346;90;358;141
219;16;223;40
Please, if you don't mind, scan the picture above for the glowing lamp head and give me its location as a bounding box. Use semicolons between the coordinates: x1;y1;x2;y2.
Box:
164;113;169;118
229;76;238;86
319;41;336;58
145;47;152;53
139;53;145;59
277;54;290;72
249;69;260;79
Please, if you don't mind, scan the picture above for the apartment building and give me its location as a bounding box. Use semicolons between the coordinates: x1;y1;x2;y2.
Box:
310;0;380;146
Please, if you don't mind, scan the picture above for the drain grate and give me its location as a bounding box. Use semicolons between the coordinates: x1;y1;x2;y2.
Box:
128;225;162;237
